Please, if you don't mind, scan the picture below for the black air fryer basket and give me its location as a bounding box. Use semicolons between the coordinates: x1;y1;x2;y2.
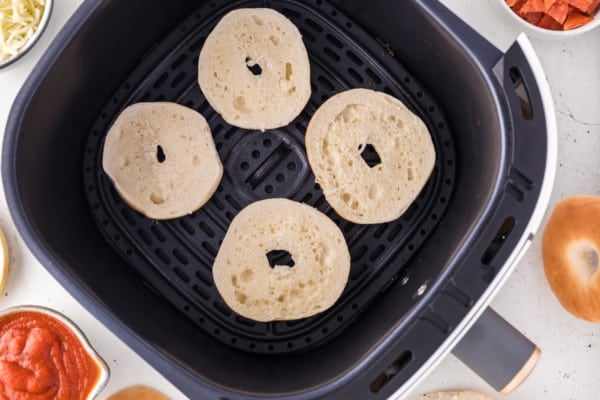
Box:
2;0;556;399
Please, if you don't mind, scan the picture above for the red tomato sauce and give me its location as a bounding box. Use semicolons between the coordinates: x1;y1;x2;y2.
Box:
0;311;101;400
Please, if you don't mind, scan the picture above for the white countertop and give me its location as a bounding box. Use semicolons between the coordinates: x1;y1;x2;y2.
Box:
0;1;599;399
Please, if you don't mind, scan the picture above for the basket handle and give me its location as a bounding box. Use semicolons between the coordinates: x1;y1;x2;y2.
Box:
452;307;540;394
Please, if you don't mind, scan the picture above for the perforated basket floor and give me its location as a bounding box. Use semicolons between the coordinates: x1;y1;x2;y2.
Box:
83;0;456;354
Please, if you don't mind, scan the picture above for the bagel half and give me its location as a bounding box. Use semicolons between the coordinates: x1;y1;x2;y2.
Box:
198;8;311;130
542;195;600;321
306;88;436;224
212;198;350;322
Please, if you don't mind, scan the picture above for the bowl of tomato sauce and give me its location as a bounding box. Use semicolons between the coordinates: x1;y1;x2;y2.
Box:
0;305;109;400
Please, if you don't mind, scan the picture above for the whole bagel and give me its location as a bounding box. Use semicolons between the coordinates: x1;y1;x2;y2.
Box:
198;8;311;130
306;88;436;224
542;195;600;321
212;198;350;322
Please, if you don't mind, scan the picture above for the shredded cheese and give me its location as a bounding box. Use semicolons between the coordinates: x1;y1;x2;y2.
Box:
0;0;46;62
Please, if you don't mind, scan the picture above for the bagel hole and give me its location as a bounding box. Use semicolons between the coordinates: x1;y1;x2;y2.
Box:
156;145;166;163
245;57;262;75
267;250;295;269
568;241;599;285
359;143;382;168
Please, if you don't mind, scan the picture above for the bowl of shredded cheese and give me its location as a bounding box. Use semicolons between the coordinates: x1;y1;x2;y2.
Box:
0;0;52;69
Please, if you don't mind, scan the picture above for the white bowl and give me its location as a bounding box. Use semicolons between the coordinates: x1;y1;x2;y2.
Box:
0;0;53;69
0;305;110;399
496;0;600;39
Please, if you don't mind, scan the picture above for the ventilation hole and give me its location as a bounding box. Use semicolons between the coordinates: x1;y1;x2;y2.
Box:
348;68;364;84
268;345;275;351
370;351;413;393
440;197;447;203
350;264;368;280
155;248;171;264
416;91;423;98
351;245;368;261
366;68;382;84
346;22;352;28
305;337;312;343
287;342;294;349
323;47;340;62
173;249;189;265
202;242;218;257
322;327;329;334
231;337;238;344
326;33;343;48
171;71;187;88
317;76;335;91
174;267;190;283
252;150;261;159
359;144;382;168
241;162;250;171
287;162;297;171
195;272;213;287
444;140;451;147
263;138;272;147
276;174;285;182
337;315;344;322
214;301;232;317
138;229;153;245
445;179;452;185
482;217;516;265
509;67;534;120
305;18;323;32
156;145;166;163
179;219;195;235
432;214;438;221
267;250;295;268
171;54;188;69
225;194;242;210
150;225;166;242
352;303;358;310
153;73;169;89
199;221;215;238
193;284;210;300
346;50;363;65
438;122;445;129
408;244;415;251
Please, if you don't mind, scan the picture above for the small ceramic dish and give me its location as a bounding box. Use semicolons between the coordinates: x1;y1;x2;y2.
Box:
0;305;110;399
496;0;600;39
0;0;53;69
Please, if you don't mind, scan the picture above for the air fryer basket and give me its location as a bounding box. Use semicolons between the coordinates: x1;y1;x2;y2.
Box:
2;0;554;399
83;0;456;354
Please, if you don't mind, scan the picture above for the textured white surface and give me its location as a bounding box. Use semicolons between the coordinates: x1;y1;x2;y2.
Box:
0;1;598;399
